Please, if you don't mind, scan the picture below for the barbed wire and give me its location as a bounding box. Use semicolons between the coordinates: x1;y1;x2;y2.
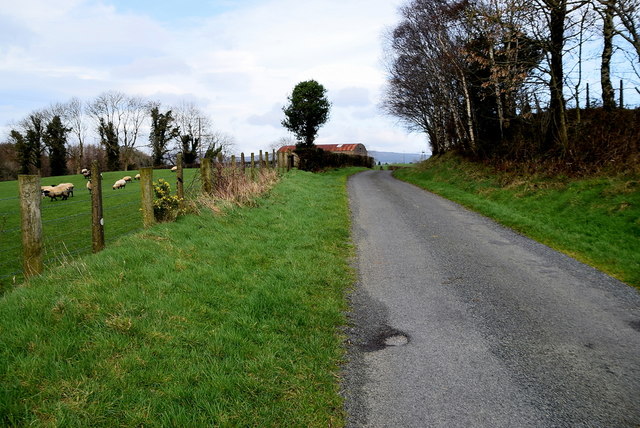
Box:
40;198;92;211
0;196;20;202
0;270;22;281
42;211;90;226
105;200;140;210
0;258;20;269
0;226;22;234
0;244;22;257
43;244;93;267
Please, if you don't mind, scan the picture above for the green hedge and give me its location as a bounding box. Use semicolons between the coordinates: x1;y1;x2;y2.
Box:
294;147;374;171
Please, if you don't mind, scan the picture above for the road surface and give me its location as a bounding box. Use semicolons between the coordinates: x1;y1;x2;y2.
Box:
343;170;640;427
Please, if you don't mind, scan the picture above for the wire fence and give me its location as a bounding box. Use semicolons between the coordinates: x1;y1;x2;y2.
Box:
0;150;289;293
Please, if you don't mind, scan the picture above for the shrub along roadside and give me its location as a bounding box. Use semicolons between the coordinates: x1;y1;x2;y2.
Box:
0;168;363;426
393;154;640;289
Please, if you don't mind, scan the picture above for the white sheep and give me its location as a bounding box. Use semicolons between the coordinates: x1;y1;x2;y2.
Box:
57;182;75;197
134;173;141;180
40;185;55;197
122;176;132;182
171;166;178;172
42;184;71;201
112;179;127;190
86;181;92;193
81;168;91;179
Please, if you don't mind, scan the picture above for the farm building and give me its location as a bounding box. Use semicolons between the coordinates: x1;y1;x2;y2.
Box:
278;143;368;157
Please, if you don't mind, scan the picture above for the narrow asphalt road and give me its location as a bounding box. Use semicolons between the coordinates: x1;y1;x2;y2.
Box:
342;170;640;427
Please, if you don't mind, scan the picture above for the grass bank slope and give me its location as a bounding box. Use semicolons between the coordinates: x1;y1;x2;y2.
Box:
394;155;639;288
0;168;361;427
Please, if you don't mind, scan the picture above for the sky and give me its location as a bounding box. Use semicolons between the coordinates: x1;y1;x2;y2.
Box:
0;0;430;156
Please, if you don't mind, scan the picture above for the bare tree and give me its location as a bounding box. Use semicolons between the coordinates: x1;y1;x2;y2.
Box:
382;0;472;155
595;0;618;109
613;0;640;71
173;101;209;165
50;97;88;172
205;131;236;159
88;91;149;171
269;136;297;152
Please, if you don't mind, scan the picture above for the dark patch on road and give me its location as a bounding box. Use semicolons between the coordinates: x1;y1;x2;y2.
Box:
629;319;640;332
359;325;410;352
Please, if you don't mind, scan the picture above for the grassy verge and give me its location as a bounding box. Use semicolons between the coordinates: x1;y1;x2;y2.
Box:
0;168;362;426
393;154;640;288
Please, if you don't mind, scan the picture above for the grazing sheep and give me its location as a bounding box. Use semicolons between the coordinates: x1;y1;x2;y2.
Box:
42;184;71;201
123;176;132;182
134;173;141;180
40;185;55;197
86;181;92;193
57;183;74;197
81;168;91;179
171;166;178;172
113;179;127;190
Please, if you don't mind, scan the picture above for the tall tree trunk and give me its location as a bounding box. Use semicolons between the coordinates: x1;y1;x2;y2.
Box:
489;44;505;140
545;0;569;154
601;0;617;110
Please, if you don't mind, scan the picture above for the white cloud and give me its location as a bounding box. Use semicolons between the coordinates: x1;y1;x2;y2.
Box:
333;87;371;108
247;104;283;128
0;0;430;155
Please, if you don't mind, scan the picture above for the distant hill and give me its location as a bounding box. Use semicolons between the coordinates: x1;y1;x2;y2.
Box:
368;151;429;164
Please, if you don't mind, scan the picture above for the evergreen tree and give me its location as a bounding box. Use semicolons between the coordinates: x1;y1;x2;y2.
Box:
180;134;199;165
11;130;31;174
282;80;331;147
149;107;180;167
43;116;70;176
98;118;120;171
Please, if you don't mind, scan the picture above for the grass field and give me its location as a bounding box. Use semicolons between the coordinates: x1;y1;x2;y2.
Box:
0;168;360;426
0;169;202;290
394;154;640;288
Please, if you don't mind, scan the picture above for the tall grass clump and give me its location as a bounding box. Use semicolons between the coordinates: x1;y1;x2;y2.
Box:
394;153;640;288
0;168;361;426
198;167;280;212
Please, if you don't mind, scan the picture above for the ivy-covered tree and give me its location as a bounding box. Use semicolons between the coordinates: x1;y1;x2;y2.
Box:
43;116;70;176
24;114;46;172
98;118;120;171
149;106;180;167
282;80;331;147
179;134;200;165
10;130;31;174
10;113;46;174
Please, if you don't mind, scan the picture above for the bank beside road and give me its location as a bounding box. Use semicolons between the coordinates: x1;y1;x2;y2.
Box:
393;154;640;289
0;169;362;427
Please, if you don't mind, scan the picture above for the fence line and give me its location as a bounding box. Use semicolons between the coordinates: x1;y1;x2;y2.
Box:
1;150;287;291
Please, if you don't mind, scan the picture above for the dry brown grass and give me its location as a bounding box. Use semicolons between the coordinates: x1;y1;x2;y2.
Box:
195;167;280;213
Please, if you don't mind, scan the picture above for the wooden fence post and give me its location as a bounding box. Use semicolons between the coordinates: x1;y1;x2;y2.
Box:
201;157;213;195
176;153;184;200
241;153;246;174
250;153;255;180
90;161;105;253
18;175;43;278
272;149;276;168
231;155;236;169
265;152;270;169
140;167;155;228
259;150;263;168
216;153;224;190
